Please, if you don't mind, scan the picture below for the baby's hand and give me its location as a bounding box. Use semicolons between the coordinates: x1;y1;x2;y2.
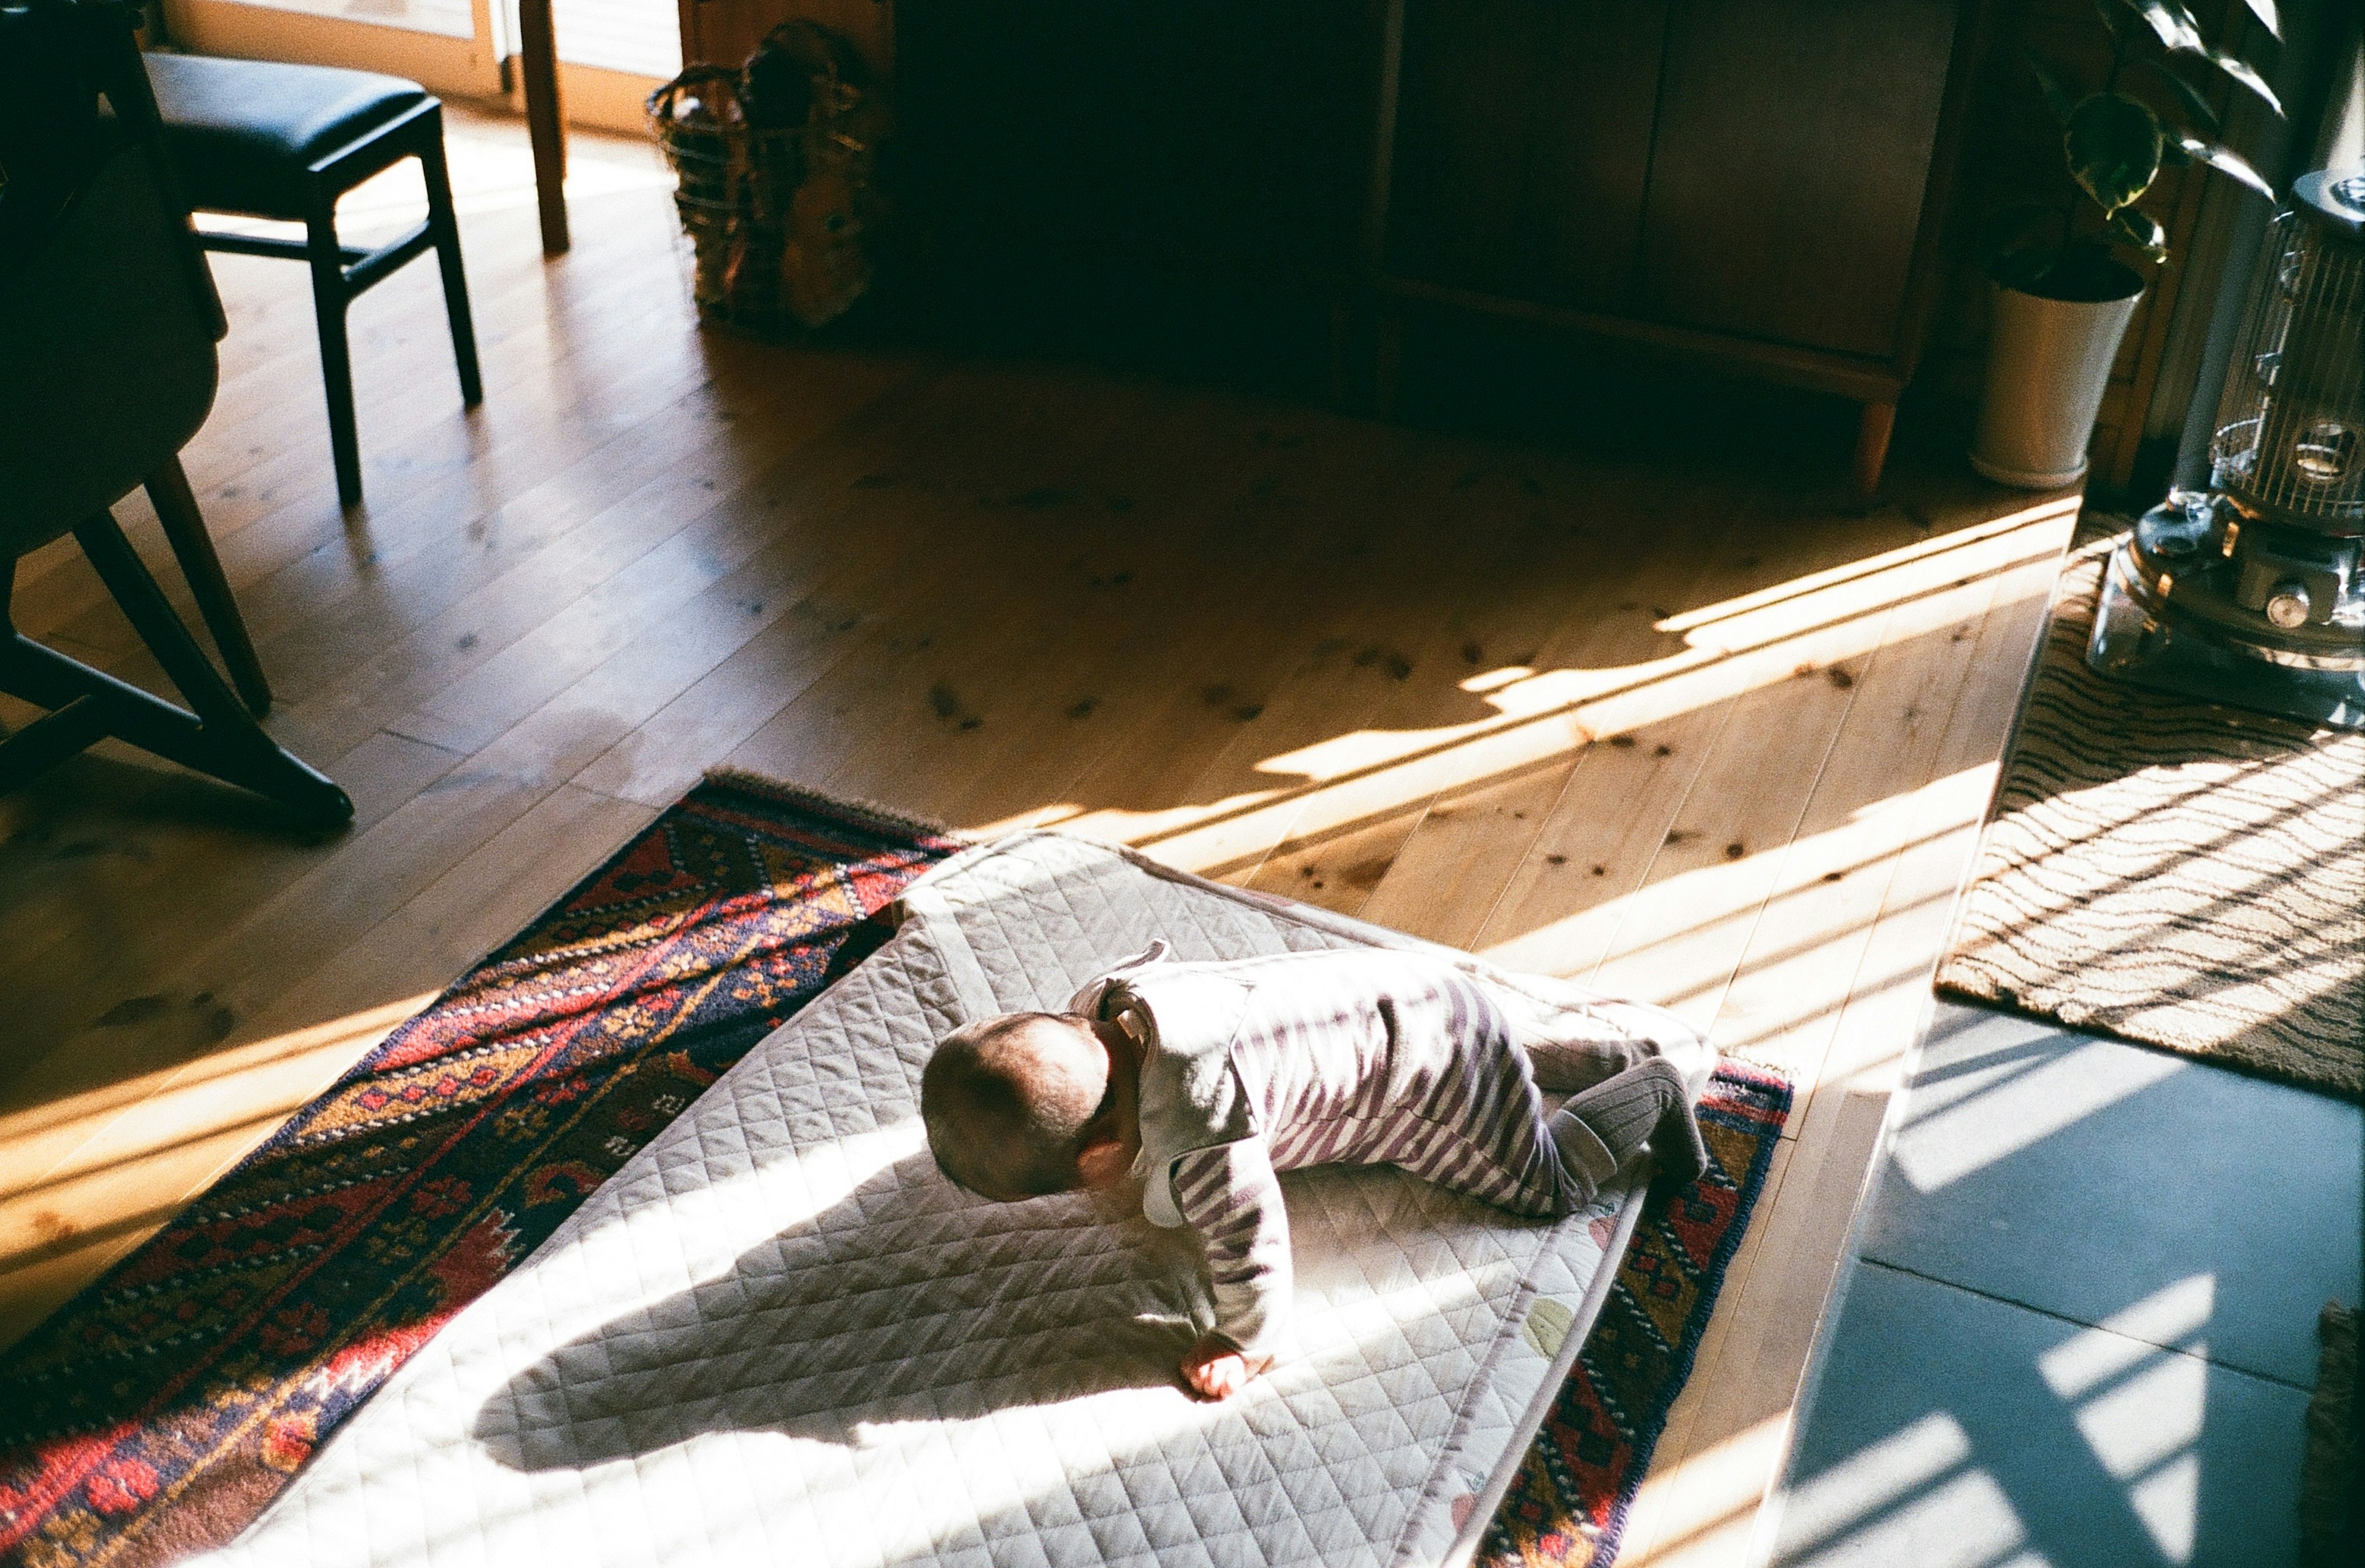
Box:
1179;1332;1272;1400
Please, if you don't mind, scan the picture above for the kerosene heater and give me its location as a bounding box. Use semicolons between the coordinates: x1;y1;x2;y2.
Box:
2088;168;2365;729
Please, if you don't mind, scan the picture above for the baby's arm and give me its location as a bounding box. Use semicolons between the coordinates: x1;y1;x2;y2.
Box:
1168;1139;1292;1399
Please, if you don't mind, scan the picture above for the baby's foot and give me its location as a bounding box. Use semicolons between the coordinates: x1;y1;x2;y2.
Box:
1179;1332;1272;1400
1556;1058;1712;1187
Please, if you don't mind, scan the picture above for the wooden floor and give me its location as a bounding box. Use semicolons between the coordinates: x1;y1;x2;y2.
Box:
0;110;2079;1567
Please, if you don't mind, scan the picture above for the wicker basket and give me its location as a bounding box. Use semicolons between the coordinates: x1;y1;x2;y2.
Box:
647;26;880;333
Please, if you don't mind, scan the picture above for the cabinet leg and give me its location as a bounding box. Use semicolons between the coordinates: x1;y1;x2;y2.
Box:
1853;400;1896;499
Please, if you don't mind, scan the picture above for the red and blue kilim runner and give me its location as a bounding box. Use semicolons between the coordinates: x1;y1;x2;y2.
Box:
0;775;1787;1568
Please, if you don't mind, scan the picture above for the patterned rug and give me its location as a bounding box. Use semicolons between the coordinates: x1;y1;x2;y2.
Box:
0;774;1788;1568
1935;517;2365;1100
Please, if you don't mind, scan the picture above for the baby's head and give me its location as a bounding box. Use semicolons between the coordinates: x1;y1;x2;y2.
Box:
921;1011;1113;1200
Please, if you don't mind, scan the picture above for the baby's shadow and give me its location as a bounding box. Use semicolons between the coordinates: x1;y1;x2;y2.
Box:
473;1149;1197;1472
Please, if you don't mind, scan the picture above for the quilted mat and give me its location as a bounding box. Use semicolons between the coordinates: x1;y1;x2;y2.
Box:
177;830;1725;1568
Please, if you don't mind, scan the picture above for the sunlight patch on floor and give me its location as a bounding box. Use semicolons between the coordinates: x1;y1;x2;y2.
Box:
1618;1412;1793;1566
2036;1276;2214;1566
1774;1277;2221;1568
1890;1037;2187;1194
1046;504;2064;886
1774;1411;2033;1568
0;993;432;1348
1656;499;2077;641
1486;766;1987;1004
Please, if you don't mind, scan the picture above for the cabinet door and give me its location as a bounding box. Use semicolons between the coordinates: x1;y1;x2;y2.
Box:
897;0;1373;283
1638;0;1957;358
1385;0;1667;313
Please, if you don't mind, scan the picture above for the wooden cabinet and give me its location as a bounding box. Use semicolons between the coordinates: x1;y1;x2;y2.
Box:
1375;0;1986;488
682;0;1980;489
891;0;1374;291
1638;0;1960;357
1385;0;1666;316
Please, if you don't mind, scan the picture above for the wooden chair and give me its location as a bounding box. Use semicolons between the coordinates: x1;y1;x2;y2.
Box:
145;51;483;508
0;7;353;826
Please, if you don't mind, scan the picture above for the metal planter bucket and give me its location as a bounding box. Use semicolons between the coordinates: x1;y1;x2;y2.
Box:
1971;277;2145;488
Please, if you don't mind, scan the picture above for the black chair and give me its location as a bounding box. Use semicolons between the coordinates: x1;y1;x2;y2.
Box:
145;51;483;509
0;1;353;826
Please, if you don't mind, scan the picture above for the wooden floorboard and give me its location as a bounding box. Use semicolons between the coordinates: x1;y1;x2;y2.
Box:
0;107;2076;1563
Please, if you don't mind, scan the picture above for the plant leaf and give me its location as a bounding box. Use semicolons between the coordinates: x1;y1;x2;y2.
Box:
2240;0;2279;39
2106;207;2169;260
2093;0;2132;42
2132;55;2220;136
2173;135;2278;201
2066;94;2164;216
2205;47;2283;116
2030;56;2079;124
2110;0;2283;115
2112;0;2205;52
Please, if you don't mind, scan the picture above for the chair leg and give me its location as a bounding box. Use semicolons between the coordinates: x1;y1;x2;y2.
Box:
419;109;483;407
1;623;219;794
65;511;352;824
0;691;113;792
305;198;365;508
145;456;272;716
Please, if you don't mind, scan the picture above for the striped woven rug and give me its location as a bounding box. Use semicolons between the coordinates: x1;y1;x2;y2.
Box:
1936;515;2364;1100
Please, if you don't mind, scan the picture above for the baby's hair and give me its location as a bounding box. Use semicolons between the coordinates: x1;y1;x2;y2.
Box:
921;1012;1106;1198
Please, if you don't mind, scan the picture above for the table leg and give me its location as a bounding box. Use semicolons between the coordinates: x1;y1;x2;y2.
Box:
517;0;569;256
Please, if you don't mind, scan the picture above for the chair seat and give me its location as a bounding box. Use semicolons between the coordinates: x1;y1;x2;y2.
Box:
145;52;427;219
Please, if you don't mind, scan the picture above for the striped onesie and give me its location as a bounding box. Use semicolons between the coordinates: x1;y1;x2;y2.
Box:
1067;943;1654;1359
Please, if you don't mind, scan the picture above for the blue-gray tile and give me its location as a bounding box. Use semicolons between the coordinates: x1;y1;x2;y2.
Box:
1856;1001;2361;1388
1771;1260;2311;1568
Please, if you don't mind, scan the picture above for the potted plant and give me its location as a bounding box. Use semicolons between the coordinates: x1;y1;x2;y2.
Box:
1971;0;2282;488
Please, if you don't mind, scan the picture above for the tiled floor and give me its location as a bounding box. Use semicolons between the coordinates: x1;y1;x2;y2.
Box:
1766;1001;2361;1568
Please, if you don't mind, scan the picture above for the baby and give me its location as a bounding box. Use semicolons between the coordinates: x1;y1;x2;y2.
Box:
920;942;1711;1400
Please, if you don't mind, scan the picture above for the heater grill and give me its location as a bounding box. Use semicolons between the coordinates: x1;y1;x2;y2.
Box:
2211;177;2365;527
2090;169;2365;730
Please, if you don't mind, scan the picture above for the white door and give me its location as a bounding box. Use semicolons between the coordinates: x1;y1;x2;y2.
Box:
158;0;682;127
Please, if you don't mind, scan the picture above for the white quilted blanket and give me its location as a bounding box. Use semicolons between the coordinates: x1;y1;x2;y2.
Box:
195;831;1700;1568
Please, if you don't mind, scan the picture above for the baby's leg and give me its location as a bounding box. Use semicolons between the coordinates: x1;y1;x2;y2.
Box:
1522;1034;1644;1093
1517;1000;1713;1097
1546;1059;1710;1190
1357;965;1702;1214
